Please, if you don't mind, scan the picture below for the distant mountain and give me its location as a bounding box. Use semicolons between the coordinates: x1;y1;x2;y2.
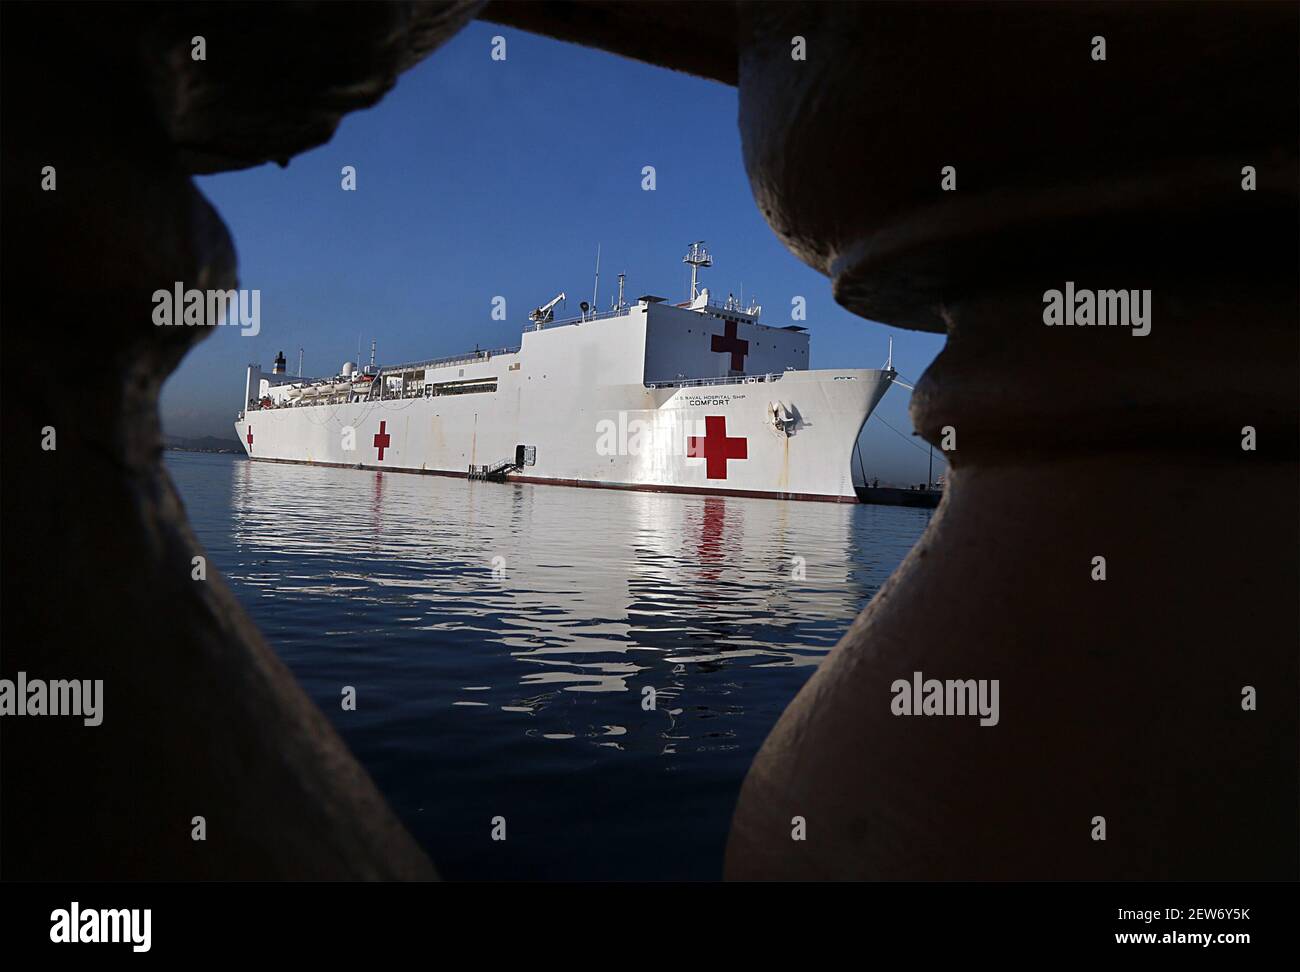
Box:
164;435;243;454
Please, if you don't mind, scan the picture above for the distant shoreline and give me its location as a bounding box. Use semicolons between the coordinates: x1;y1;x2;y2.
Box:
165;435;243;455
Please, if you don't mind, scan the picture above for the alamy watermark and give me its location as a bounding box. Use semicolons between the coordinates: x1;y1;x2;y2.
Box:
0;672;103;726
596;411;705;456
891;671;999;727
50;902;150;952
152;282;261;336
1043;282;1150;336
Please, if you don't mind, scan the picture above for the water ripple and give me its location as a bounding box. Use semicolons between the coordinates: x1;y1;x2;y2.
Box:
168;451;930;879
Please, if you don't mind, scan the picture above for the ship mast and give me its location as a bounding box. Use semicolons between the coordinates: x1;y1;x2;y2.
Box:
683;241;712;299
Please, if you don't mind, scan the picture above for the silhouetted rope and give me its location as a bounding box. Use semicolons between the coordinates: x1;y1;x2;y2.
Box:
869;411;934;456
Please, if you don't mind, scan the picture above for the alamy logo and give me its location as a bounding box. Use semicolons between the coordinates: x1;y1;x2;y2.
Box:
152;282;261;336
1042;282;1150;336
50;902;151;952
596;412;705;457
0;672;102;726
891;671;1000;727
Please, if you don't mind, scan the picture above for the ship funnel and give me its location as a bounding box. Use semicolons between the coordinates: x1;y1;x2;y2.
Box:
273;350;286;375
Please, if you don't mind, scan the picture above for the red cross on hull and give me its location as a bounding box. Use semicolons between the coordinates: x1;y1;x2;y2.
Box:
373;421;391;461
688;415;748;479
711;321;749;372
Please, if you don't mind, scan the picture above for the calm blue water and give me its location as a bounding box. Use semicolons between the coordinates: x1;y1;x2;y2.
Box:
166;450;930;880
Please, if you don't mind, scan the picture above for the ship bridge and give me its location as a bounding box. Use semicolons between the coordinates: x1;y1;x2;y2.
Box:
518;242;811;386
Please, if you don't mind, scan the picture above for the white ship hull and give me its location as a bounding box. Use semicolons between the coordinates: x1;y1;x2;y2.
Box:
237;368;890;502
236;276;896;502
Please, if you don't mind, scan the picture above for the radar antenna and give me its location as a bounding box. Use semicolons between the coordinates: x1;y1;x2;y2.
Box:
683;241;712;299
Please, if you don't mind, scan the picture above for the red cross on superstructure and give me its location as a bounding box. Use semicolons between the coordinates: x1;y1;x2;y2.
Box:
373;421;391;461
688;415;748;479
711;320;749;372
245;426;253;453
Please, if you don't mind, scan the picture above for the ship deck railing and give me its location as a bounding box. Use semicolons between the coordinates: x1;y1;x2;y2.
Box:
646;372;788;390
526;299;762;333
671;297;760;318
375;346;520;374
526;307;632;331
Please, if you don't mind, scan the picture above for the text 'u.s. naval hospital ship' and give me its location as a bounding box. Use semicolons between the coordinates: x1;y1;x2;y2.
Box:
236;244;897;502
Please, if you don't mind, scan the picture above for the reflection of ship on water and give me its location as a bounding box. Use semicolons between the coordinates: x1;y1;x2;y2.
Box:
225;456;905;745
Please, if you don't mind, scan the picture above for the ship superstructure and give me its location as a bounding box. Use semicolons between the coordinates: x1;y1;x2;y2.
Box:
236;245;896;502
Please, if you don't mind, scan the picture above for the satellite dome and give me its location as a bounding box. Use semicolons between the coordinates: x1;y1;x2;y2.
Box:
341;361;355;377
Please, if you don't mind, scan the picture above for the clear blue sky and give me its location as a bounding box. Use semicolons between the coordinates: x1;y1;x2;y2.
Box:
162;21;947;485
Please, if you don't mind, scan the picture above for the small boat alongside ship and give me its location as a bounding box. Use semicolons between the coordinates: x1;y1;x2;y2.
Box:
853;484;943;509
236;244;898;502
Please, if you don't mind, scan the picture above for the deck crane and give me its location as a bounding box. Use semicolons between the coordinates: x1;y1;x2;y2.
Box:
528;292;566;329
